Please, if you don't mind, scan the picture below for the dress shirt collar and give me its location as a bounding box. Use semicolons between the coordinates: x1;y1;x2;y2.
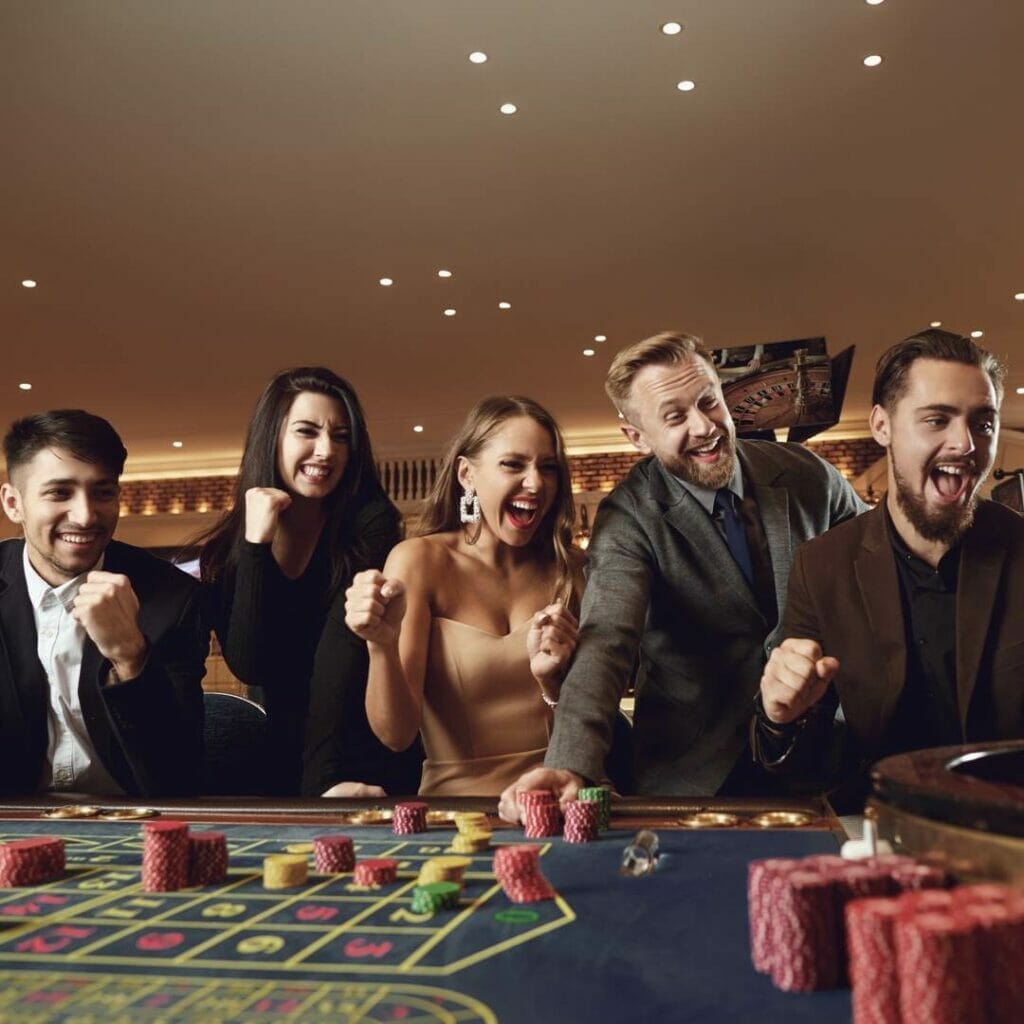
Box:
22;544;104;613
670;457;745;515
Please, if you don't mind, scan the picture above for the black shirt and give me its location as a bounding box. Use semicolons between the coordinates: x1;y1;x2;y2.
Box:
883;515;962;754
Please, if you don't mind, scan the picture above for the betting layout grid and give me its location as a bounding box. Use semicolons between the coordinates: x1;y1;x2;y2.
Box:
0;820;855;1023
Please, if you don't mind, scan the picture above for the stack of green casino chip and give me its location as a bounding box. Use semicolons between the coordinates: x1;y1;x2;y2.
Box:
411;881;462;915
577;786;612;830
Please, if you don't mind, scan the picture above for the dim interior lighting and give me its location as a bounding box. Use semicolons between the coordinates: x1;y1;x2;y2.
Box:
930;321;942;328
171;440;183;448
18;382;32;391
469;51;488;64
583;348;596;357
498;301;511;309
594;334;607;342
379;277;393;286
660;22;683;35
413;425;424;433
443;308;457;316
676;80;696;92
863;55;883;67
500;103;517;115
970;330;984;338
438;269;452;278
21;280;37;288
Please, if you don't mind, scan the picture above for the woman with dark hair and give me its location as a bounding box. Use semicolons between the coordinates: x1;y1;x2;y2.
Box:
344;396;584;796
200;367;422;796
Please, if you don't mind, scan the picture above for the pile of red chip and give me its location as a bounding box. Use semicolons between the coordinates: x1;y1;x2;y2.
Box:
313;834;355;873
520;790;562;838
392;801;429;835
848;883;1024;1024
493;844;555;903
142;820;191;892
0;837;65;887
562;799;599;843
353;857;398;887
748;853;947;993
187;831;228;887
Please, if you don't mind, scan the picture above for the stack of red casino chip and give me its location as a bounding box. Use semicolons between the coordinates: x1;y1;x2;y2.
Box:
747;857;802;974
392;801;429;835
0;837;66;887
141;819;189;892
313;835;355;874
520;790;561;838
770;868;840;992
493;844;554;904
353;857;398;887
562;800;599;843
187;832;228;886
846;897;903;1024
896;910;983;1024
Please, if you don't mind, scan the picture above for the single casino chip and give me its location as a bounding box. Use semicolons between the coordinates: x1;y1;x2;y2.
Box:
0;837;66;887
770;868;840;992
263;854;309;889
846;897;903;1024
392;801;429;835
187;832;228;887
353;858;398;887
141;819;189;892
313;835;355;874
896;910;983;1024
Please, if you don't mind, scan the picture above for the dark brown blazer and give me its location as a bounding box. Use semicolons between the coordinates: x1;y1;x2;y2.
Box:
770;499;1024;788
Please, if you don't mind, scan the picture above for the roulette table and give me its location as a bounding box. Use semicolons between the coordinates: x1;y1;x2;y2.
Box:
0;794;850;1024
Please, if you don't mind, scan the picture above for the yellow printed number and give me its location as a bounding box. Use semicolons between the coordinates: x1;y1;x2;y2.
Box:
237;935;285;955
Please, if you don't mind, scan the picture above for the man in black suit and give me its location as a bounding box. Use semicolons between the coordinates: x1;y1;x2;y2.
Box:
0;410;206;796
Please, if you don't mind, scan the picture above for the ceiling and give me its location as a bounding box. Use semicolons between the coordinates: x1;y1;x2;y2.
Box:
2;0;1022;474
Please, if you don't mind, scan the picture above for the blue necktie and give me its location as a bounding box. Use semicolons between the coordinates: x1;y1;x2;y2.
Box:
714;489;755;587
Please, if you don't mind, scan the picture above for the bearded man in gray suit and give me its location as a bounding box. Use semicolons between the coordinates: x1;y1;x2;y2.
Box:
499;331;865;819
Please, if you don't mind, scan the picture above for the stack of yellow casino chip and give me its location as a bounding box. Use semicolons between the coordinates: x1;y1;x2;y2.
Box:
263;854;308;889
450;830;492;854
417;855;471;886
453;812;489;835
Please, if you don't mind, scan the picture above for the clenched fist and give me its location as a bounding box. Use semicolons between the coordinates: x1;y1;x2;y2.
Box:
759;638;839;725
244;487;292;544
71;571;148;681
345;569;406;648
527;602;579;689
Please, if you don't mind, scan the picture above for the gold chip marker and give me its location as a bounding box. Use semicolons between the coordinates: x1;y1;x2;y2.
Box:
263;854;309;889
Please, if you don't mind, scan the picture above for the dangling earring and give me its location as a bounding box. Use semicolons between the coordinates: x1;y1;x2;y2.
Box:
459;487;481;524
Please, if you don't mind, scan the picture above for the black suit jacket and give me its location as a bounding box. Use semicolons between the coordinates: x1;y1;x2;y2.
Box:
0;538;207;797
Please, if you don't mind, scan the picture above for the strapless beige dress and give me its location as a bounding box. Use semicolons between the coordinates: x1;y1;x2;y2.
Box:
418;618;553;796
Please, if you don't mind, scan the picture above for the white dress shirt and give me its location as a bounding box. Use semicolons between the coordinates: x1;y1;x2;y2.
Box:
23;546;125;795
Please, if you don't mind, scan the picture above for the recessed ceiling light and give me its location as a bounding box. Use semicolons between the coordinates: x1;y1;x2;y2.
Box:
469;51;488;64
18;382;32;391
865;0;885;5
1014;292;1024;301
583;348;596;357
676;80;696;92
379;277;393;286
594;334;607;342
444;308;457;317
661;22;683;35
413;424;424;433
171;441;183;448
863;55;883;67
438;269;452;278
929;321;942;327
21;280;37;288
500;103;518;115
1017;387;1024;395
970;330;984;338
498;301;511;310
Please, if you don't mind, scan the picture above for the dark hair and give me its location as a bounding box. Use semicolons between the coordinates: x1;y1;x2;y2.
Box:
198;367;397;597
417;396;578;609
872;328;1006;409
4;409;127;479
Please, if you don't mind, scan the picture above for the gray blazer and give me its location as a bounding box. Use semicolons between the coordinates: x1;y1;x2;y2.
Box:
545;439;865;795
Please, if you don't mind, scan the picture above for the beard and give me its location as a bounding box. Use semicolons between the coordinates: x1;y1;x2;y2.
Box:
892;460;979;547
661;431;738;490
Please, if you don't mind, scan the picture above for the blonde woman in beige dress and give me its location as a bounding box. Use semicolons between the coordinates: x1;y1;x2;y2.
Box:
344;397;584;796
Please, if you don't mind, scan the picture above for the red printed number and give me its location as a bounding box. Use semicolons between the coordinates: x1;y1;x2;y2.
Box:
136;931;185;951
343;937;394;959
16;925;95;954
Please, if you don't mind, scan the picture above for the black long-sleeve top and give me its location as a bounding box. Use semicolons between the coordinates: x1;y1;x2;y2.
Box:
209;498;422;796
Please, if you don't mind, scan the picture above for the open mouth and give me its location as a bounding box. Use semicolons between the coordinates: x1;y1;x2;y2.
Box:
300;464;332;482
928;462;973;505
506;500;540;530
686;436;723;462
56;532;101;549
